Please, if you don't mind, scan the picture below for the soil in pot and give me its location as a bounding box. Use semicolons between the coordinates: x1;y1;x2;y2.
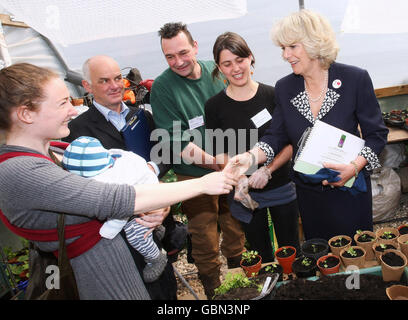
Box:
376;228;399;245
273;274;404;300
340;246;366;268
382;252;405;267
276;247;296;258
330;237;350;247
341;248;365;259
379;233;397;241
318;256;339;269
374;243;398;262
398;225;408;235
258;263;283;282
302;241;328;260
292;256;317;278
328;235;351;257
356;233;375;243
374;243;397;253
354;231;376;261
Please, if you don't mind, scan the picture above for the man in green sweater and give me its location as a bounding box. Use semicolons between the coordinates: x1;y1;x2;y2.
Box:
150;22;245;299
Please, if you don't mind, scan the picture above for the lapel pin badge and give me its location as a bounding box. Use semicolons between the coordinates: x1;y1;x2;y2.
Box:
332;79;342;89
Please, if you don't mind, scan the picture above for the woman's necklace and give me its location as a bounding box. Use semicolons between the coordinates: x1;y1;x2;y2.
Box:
304;70;328;103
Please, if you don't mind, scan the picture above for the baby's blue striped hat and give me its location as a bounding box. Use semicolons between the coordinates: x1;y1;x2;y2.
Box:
62;136;114;177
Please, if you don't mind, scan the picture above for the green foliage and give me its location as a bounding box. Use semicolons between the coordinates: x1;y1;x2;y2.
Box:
214;273;255;296
265;263;279;273
301;257;312;267
346;247;357;257
241;250;259;264
382;231;394;239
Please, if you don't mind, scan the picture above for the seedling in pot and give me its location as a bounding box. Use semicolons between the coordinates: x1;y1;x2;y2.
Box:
346;247;357;257
302;257;312;267
241;250;259;264
381;231;395;240
356;230;375;242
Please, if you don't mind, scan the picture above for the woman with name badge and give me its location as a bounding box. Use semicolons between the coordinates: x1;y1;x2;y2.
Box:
205;32;300;261
227;10;388;241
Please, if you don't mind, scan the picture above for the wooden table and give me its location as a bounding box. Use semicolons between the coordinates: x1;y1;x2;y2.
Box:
387;126;408;143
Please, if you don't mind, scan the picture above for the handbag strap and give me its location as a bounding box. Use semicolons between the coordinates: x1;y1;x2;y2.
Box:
57;213;70;271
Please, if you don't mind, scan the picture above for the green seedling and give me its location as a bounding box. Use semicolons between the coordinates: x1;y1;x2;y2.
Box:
346;247;357;257
301;257;312;267
241;250;259;264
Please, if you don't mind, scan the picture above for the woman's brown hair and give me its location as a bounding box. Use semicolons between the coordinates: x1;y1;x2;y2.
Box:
212;32;255;80
0;63;58;130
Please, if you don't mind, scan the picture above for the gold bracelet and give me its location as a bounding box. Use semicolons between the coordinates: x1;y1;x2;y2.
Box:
350;161;358;178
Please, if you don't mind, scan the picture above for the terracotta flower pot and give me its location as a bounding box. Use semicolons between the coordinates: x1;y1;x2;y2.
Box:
240;255;262;278
354;231;377;261
397;234;408;259
398;224;408;236
328;235;352;257
340;246;366;269
386;285;408;300
380;249;408;282
373;240;399;263
375;227;399;246
275;246;296;274
317;254;340;276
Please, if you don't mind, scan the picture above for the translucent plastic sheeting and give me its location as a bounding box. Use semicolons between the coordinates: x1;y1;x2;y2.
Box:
341;0;408;34
1;0;247;46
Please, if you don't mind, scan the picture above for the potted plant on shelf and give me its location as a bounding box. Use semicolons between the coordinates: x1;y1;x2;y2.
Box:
274;246;296;274
397;234;408;259
354;230;377;261
328;235;352;257
340;246;366;268
375;227;399;245
240;250;262;278
373;241;399;263
291;256;317;278
398;224;408;235
301;238;329;261
316;254;341;276
258;262;283;282
380;249;408;282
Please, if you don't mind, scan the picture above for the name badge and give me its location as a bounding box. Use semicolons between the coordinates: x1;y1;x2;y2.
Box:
188;115;204;130
251;108;272;128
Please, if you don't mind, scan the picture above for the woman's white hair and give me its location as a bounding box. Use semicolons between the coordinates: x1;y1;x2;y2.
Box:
271;9;339;69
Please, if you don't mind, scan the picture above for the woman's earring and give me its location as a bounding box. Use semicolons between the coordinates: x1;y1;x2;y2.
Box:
250;71;254;75
224;79;228;84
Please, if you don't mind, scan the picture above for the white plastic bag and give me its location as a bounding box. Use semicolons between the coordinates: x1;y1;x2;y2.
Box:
371;167;401;222
379;144;406;168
